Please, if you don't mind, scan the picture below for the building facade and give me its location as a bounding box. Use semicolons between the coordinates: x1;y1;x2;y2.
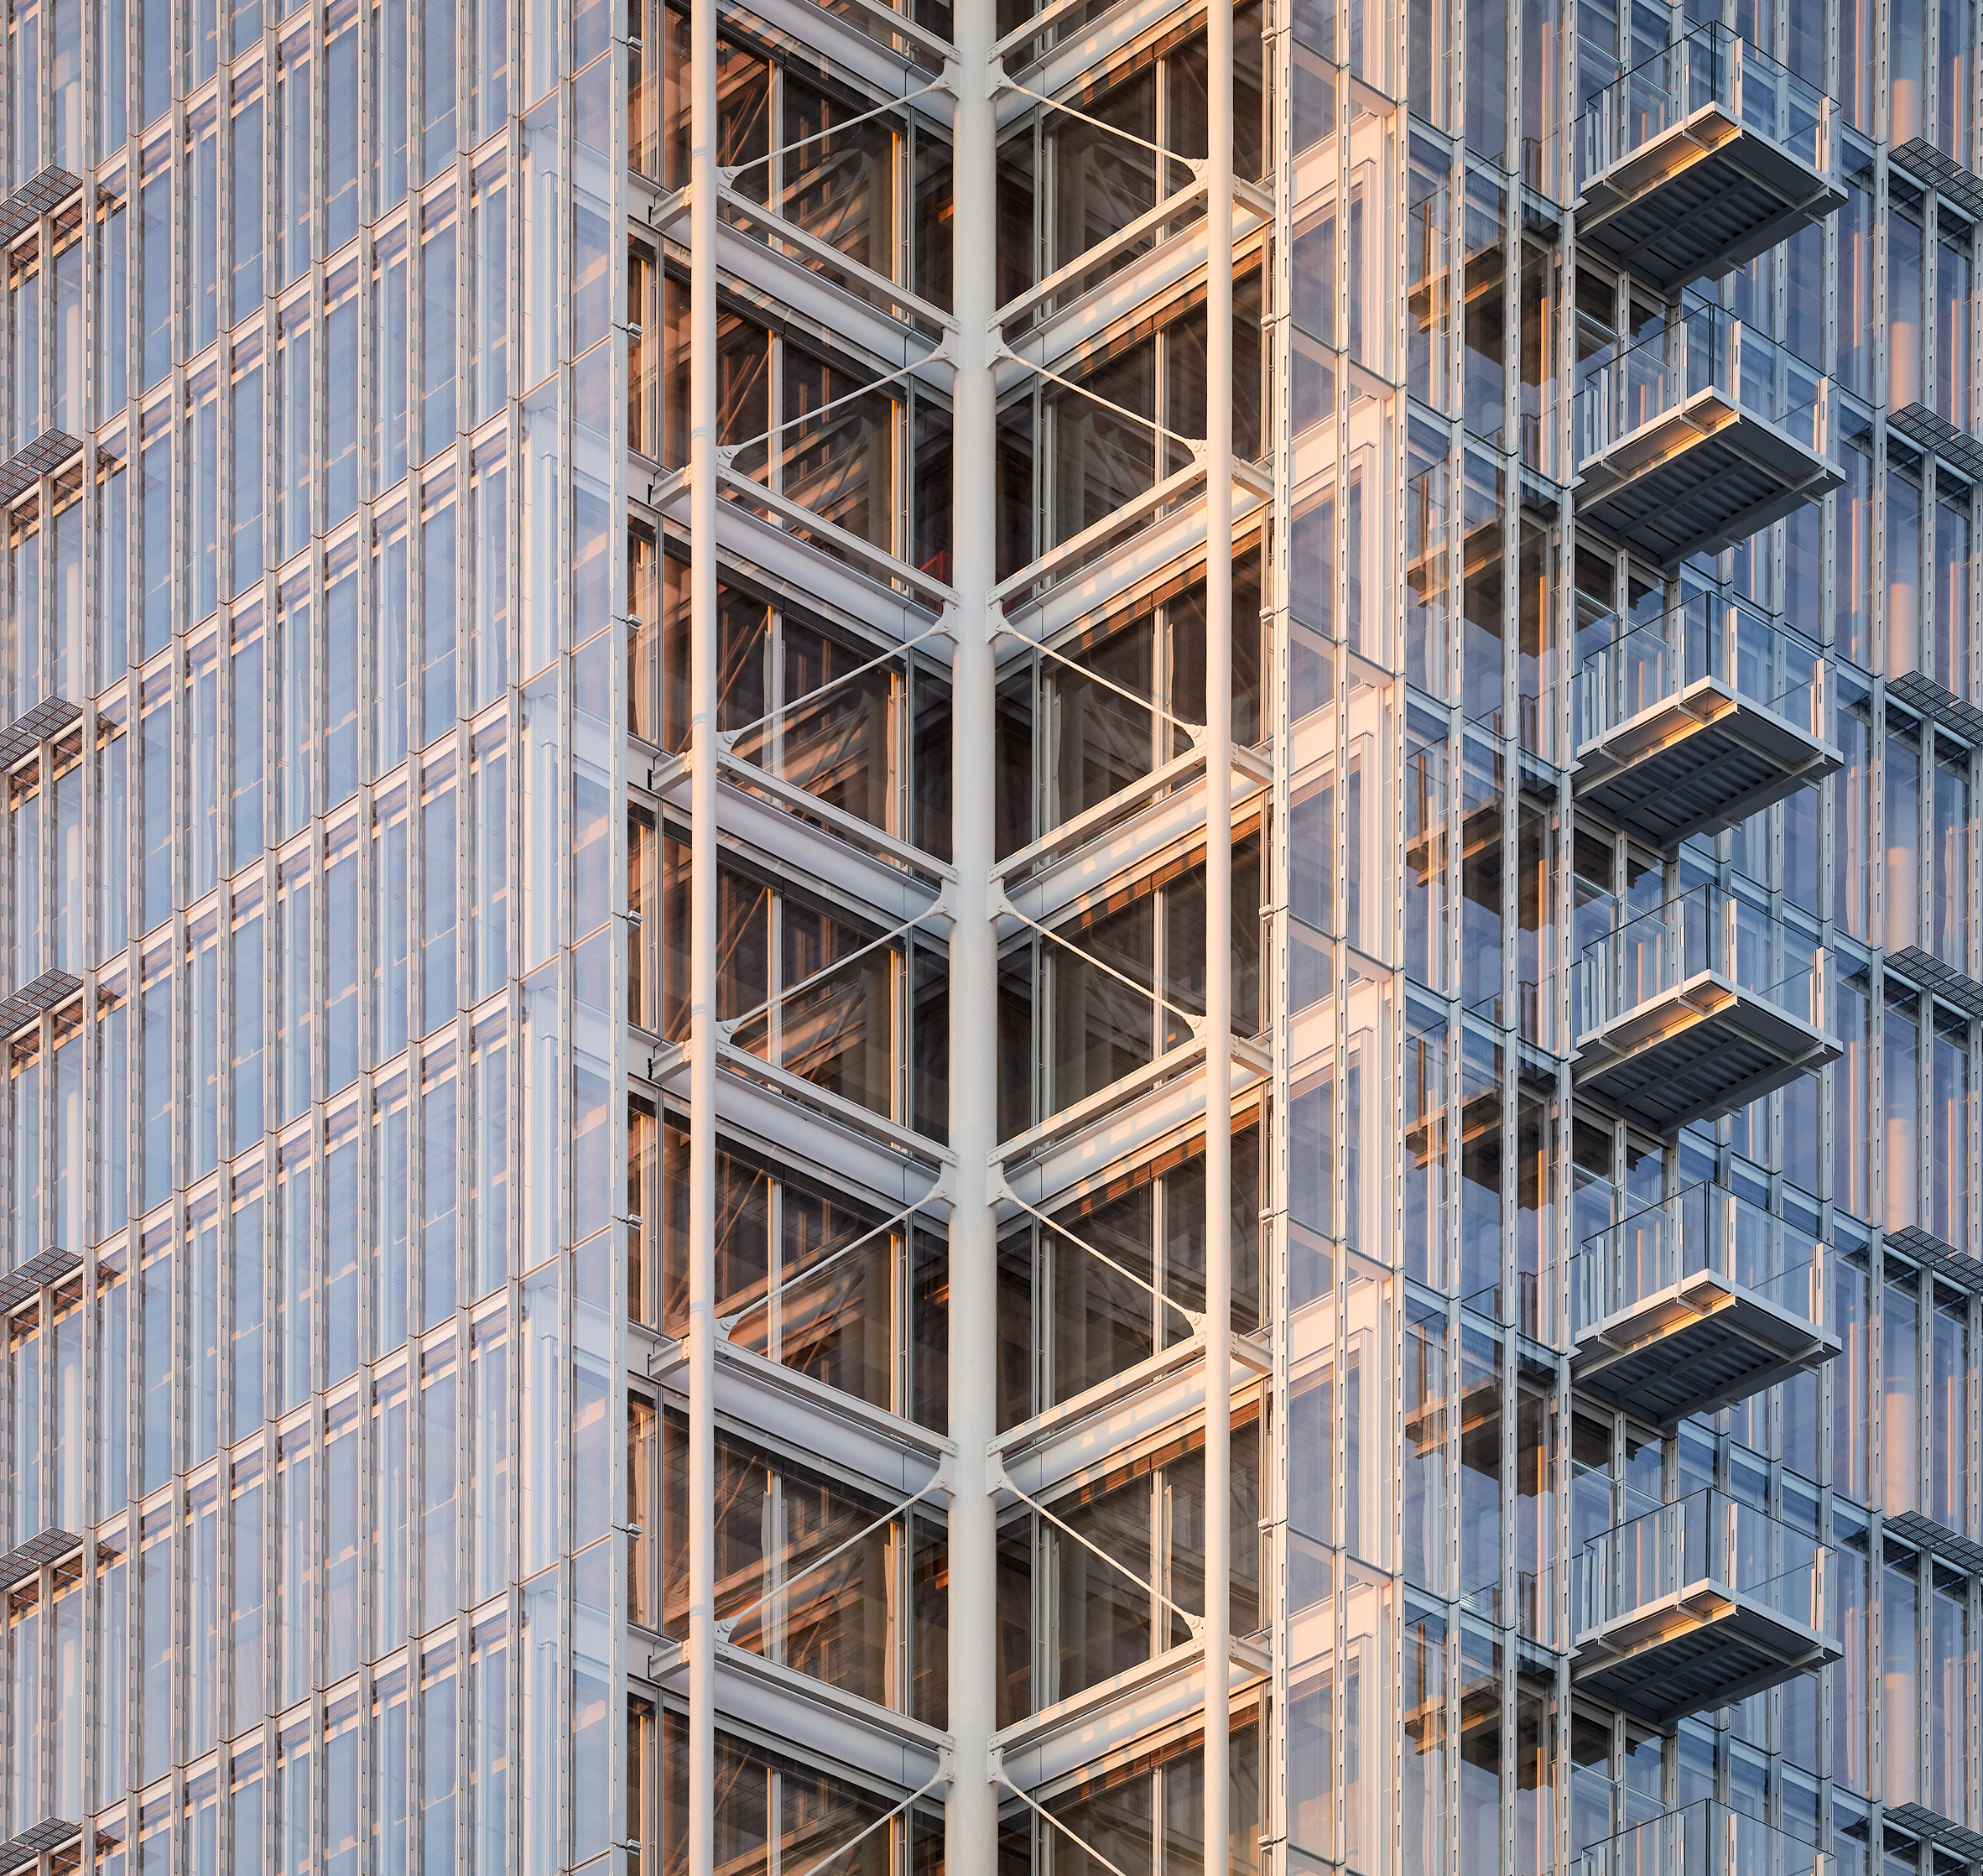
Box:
3;0;1983;1872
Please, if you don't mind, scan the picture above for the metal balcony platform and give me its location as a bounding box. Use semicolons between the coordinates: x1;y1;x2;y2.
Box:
1884;1223;1983;1295
1573;971;1839;1133
1573;673;1840;850
1885;1802;1983;1866
0;429;87;506
1578;105;1844;296
0;1246;82;1314
0;694;81;772
0;968;81;1040
1573;1265;1840;1427
0;164;81;246
1573;1579;1838;1723
1574;388;1841;569
0;1527;83;1595
0;1820;81;1876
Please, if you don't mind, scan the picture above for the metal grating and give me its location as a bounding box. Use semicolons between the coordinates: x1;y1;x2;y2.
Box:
1575;1618;1818;1725
1884;1224;1983;1295
0;694;81;772
0;430;86;506
1578;720;1833;852
0;969;81;1040
1886;1803;1983;1863
1887;946;1983;1021
0;1819;81;1876
0;1247;81;1316
1579;129;1843;297
0;164;81;245
1889;401;1983;482
1884;1510;1983;1577
1575;1306;1838;1429
1886;665;1983;743
1892;138;1983;221
0;1529;82;1596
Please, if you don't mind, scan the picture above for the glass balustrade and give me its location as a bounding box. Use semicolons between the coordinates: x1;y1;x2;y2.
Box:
1579;1799;1830;1876
1574;302;1830;472
1570;1181;1828;1342
1575;1489;1833;1643
1578;22;1830;192
1575;595;1827;752
1575;884;1830;1042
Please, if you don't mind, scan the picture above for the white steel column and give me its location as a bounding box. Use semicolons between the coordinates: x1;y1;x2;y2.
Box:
948;2;1000;1871
1203;0;1235;1864
687;0;720;1862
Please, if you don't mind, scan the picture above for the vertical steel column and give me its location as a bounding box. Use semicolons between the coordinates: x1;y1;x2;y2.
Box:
687;0;720;1861
1203;0;1235;1866
948;3;1000;1871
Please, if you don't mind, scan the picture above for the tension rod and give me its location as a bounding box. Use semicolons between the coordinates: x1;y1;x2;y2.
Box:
721;1192;940;1333
991;1463;1205;1640
997;1183;1205;1332
719;620;954;749
791;1768;951;1874
715;1467;950;1642
994;1773;1138;1876
997;73;1206;175
718;354;942;461
717;904;944;1040
997;341;1207;456
993;895;1209;1041
719;80;950;185
1005;624;1209;747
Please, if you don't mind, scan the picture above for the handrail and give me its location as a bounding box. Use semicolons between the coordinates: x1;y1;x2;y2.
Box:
1579;20;1832;189
1579;1799;1831;1876
1577;1488;1833;1639
1575;591;1829;748
1570;1180;1829;1337
1574;300;1833;471
1575;883;1830;1041
716;1470;947;1642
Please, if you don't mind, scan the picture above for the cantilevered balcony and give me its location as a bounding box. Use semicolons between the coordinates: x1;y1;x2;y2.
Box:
1579;1800;1830;1876
1571;1183;1839;1426
1573;885;1839;1133
1574;305;1840;568
1576;23;1845;294
1573;1491;1839;1722
1573;596;1840;850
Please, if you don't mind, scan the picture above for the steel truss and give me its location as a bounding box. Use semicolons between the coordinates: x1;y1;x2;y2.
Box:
670;0;1255;1867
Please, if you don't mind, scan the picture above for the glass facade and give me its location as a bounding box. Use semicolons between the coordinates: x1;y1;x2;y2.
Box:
2;0;1983;1872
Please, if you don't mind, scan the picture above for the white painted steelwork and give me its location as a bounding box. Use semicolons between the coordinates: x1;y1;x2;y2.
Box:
948;3;1002;1871
1204;0;1236;1866
687;0;720;1862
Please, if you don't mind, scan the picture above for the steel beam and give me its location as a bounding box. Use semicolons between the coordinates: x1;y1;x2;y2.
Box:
687;0;720;1857
946;0;1001;1866
1202;0;1235;1862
